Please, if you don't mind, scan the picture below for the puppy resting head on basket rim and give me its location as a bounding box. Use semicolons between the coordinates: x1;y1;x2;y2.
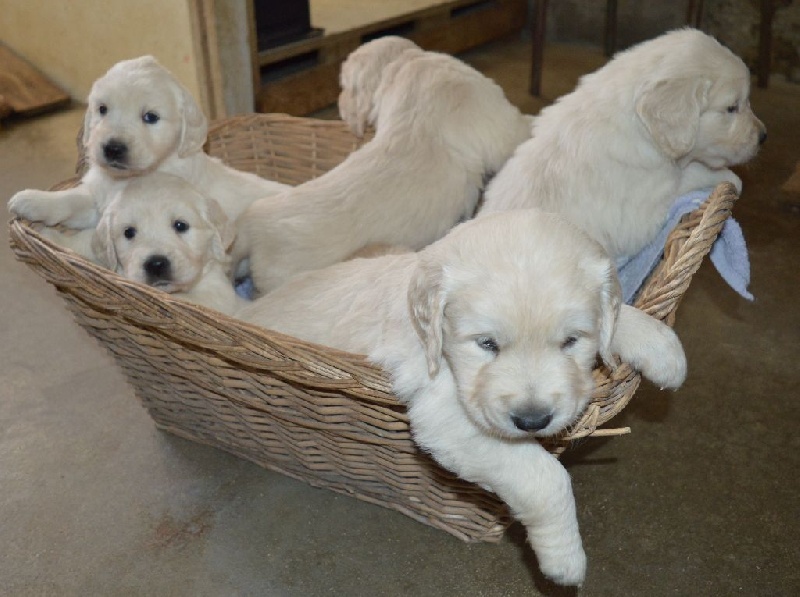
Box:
237;209;687;586
91;172;246;316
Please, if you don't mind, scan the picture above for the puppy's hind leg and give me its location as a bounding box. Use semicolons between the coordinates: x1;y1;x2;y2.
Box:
612;304;687;389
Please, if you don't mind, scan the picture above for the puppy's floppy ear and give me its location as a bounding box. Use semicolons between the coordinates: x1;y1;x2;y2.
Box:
595;258;622;370
635;77;711;160
408;257;446;378
81;104;94;148
91;207;121;272
339;59;369;138
177;85;208;158
201;197;235;261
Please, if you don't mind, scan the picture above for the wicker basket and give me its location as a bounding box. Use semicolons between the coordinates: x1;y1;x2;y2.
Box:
8;113;739;543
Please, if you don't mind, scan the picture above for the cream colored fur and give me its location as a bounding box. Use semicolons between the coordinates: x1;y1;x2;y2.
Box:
238;51;531;295
92;173;245;315
8;55;288;261
338;36;422;137
237;209;687;585
479;28;766;260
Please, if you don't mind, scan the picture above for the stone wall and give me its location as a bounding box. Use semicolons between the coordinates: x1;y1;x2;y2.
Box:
538;0;800;83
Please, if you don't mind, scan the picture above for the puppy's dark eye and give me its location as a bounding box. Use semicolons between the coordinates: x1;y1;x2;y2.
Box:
123;226;136;240
142;111;160;124
476;336;499;354
98;104;108;116
561;336;578;350
726;103;739;114
173;219;189;233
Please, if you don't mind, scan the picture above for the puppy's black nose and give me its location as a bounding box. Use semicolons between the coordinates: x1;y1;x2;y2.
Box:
511;411;553;433
103;139;128;163
144;255;171;283
758;130;767;145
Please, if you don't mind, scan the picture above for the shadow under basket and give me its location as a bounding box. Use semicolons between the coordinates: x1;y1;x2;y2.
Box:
8;113;739;544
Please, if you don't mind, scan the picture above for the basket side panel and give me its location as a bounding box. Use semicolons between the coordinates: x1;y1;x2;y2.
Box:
61;293;510;543
205;114;372;185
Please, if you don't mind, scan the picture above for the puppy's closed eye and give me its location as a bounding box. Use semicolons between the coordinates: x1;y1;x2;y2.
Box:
560;335;579;350
726;102;740;114
475;336;500;355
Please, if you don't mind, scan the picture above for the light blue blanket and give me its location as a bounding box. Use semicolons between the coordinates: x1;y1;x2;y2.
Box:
616;188;753;305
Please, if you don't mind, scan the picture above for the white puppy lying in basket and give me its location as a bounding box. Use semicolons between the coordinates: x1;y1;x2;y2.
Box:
236;50;531;295
237;209;687;586
91;173;244;315
479;28;766;260
8;55;288;261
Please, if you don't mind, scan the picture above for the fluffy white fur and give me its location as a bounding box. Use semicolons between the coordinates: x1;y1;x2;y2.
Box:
238;51;531;295
338;36;422;137
479;28;767;260
92;173;245;315
8;55;288;260
237;209;687;585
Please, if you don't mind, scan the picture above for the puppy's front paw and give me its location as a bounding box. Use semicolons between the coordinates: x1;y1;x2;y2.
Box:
8;189;65;225
535;542;587;586
639;324;687;390
612;305;687;390
720;168;743;193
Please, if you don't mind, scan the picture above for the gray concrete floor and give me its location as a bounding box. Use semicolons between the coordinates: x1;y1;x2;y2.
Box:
2;37;799;597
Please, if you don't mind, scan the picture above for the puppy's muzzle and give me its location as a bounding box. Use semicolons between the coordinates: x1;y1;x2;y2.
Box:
510;410;553;433
102;139;129;167
143;254;172;286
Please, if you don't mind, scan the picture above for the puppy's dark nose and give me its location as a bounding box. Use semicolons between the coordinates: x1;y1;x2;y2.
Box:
103;139;128;163
511;411;553;433
143;255;171;283
758;129;767;145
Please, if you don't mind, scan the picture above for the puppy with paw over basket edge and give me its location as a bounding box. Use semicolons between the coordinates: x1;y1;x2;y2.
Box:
237;209;687;586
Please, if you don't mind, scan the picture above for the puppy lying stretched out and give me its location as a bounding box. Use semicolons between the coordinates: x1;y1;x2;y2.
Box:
237;210;686;585
237;50;531;295
8;55;288;261
92;173;245;315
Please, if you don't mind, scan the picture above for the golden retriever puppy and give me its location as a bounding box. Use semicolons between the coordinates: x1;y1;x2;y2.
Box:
237;210;686;585
338;35;422;137
479;28;767;260
91;173;245;315
8;55;288;259
238;51;532;295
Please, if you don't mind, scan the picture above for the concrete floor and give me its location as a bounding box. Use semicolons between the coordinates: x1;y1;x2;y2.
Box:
2;36;799;597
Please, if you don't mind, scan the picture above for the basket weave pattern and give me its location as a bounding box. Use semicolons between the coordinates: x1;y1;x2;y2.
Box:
8;113;738;543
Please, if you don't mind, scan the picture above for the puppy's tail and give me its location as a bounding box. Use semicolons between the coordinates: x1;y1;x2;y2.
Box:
611;304;687;390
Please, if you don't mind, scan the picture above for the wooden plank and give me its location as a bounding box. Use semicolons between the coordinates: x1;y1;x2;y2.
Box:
256;61;341;115
254;0;526;116
0;43;70;117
